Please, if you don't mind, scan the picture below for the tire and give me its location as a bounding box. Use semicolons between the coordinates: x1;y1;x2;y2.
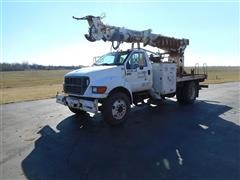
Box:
102;92;130;126
68;106;87;115
177;81;197;104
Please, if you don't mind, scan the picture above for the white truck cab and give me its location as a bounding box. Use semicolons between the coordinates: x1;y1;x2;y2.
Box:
57;48;207;125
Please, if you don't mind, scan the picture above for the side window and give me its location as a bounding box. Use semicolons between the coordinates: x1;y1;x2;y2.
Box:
139;53;147;67
126;52;147;69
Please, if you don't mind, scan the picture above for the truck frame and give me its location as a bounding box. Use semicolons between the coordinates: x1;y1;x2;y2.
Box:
56;15;207;126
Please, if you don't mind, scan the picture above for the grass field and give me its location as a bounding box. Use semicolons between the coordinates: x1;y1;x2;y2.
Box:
0;67;239;104
185;66;240;84
0;70;70;104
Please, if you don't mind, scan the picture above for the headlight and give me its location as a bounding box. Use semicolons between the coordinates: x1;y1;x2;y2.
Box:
92;86;107;94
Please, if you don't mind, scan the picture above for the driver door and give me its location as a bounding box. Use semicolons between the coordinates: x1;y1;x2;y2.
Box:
125;52;152;92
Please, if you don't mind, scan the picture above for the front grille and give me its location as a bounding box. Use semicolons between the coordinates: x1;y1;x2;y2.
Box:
64;76;89;95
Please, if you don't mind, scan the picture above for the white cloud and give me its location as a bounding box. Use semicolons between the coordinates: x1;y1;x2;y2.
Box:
31;42;149;66
7;42;240;67
185;52;240;66
32;41;114;66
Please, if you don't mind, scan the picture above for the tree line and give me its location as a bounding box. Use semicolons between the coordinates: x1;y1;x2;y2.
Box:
0;62;85;71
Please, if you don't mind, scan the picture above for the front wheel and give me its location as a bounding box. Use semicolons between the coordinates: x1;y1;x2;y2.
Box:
102;92;130;126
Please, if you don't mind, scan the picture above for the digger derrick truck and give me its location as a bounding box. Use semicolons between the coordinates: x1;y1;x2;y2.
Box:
56;15;208;126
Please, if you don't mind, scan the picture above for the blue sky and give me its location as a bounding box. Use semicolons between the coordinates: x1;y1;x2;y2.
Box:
1;1;239;66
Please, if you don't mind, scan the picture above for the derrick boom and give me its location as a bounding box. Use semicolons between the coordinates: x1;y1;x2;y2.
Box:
73;15;189;73
72;15;189;53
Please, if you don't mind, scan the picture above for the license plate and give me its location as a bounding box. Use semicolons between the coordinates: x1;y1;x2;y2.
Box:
66;97;79;107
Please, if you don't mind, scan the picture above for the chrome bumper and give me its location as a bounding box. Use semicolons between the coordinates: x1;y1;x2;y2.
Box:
56;93;98;113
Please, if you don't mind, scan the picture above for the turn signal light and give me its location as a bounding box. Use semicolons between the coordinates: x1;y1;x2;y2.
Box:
92;86;107;94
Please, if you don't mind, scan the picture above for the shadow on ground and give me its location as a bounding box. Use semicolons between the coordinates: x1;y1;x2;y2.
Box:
22;100;240;180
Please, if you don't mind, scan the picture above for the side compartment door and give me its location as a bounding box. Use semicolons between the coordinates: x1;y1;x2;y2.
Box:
125;52;152;92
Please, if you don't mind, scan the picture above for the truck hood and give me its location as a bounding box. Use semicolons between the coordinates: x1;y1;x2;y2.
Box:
65;65;123;77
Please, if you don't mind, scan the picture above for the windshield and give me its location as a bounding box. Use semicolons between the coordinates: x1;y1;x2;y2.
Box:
94;51;129;66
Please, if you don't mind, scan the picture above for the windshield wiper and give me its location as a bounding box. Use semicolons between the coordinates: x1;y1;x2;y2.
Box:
93;63;122;66
94;63;116;66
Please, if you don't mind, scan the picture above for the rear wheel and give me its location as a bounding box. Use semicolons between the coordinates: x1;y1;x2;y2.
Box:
177;81;197;104
68;106;87;115
102;92;130;126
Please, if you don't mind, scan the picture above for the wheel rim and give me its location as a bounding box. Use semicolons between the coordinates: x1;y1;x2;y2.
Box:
112;99;127;120
189;86;196;100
